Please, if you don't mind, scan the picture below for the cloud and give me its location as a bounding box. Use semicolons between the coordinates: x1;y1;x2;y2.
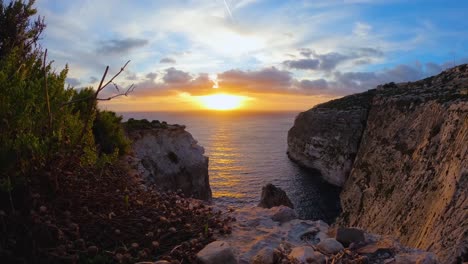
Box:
66;77;81;87
353;22;372;37
316;52;350;71
283;59;320;70
160;57;176;64
97;38;148;54
145;72;158;81
126;72;138;81
163;67;192;84
284;48;384;71
129;69;214;97
299;48;313;58
297;79;329;91
331;63;427;93
111;60;457;100
218;67;294;93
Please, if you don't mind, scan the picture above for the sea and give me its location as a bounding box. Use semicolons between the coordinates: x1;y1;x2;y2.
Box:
120;111;341;223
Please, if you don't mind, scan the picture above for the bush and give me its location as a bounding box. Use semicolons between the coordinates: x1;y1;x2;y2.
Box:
93;110;130;156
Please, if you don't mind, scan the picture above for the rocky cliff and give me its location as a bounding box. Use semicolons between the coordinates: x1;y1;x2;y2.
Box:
287;90;375;186
287;64;468;263
126;122;212;200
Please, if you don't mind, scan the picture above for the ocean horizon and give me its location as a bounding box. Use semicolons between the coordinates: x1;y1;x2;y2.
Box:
120;110;342;222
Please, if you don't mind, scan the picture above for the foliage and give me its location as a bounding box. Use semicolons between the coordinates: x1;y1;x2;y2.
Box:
0;0;130;202
125;118;168;130
93;110;130;156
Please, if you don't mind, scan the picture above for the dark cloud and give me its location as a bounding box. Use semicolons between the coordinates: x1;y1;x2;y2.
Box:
130;68;214;97
298;79;328;91
218;67;294;93
285;48;384;71
283;59;320;70
145;72;158;81
66;77;81;87
332;63;428;93
163;67;192;84
97;38;148;54
299;48;313;58
120;61;458;99
316;52;350;71
160;57;176;63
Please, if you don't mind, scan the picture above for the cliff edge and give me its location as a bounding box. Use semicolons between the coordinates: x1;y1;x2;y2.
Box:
126;121;212;200
287;64;468;263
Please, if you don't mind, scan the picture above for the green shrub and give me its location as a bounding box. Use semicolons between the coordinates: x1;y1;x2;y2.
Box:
93;110;130;156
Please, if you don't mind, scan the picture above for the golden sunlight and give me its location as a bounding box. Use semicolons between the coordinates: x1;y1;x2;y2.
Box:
197;94;248;111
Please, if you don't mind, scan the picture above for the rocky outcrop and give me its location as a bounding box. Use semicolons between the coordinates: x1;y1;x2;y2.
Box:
126;123;212;200
258;184;294;209
199;205;438;263
287;90;375;186
287;64;468;263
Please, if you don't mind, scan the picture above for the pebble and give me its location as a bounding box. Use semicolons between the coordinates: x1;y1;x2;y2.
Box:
87;246;98;256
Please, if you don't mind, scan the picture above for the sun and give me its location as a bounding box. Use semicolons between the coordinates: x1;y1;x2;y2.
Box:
197;94;248;111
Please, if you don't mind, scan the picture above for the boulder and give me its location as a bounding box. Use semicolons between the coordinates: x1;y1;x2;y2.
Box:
258;184;294;209
316;238;344;255
270;206;297;223
251;247;275;264
289;246;325;264
336;227;365;247
196;241;237;264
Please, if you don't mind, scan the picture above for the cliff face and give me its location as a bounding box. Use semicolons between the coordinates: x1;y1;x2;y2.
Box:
287;91;375;186
287;65;468;263
126;124;212;200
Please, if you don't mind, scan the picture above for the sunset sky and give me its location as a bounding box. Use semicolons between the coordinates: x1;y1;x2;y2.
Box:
37;0;468;111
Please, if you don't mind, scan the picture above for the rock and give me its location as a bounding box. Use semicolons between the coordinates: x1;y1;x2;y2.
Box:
356;237;400;254
196;241;237;264
258;184;294;209
335;227;365;247
270;206;297;223
126;124;212;200
394;252;438;264
251;247;275;264
289;246;325;264
287;91;374;186
316;238;344;255
87;246;98;256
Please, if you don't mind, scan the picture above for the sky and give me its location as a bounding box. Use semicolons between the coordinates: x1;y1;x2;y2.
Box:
36;0;468;112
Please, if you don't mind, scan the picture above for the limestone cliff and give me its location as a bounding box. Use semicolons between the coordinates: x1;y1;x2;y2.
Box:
287;90;375;186
287;64;468;263
126;123;212;200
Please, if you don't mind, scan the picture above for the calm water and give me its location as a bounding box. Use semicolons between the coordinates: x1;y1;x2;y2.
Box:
120;111;341;222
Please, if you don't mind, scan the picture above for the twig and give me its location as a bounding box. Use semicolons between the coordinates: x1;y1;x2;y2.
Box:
170;244;182;254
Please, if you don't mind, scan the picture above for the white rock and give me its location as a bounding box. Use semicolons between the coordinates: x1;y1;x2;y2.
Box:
316;238;344;255
197;241;237;264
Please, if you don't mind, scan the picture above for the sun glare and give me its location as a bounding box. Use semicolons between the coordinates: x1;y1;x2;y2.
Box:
197;94;248;111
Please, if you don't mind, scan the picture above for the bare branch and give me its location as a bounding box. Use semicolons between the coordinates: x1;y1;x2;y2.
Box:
99;60;130;92
97;84;135;101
